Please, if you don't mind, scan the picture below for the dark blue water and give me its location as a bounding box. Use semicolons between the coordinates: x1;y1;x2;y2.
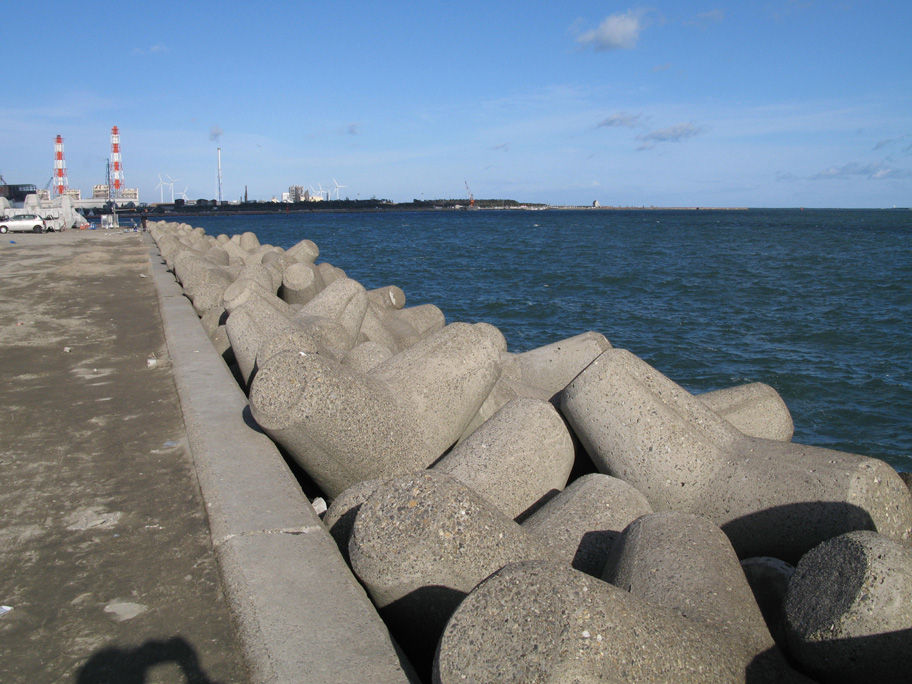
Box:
182;208;912;472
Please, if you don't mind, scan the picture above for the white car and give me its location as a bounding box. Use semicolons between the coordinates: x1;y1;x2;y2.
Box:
0;214;50;233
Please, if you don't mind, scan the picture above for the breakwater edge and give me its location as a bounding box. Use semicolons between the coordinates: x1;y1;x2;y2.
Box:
150;216;911;682
179;207;912;472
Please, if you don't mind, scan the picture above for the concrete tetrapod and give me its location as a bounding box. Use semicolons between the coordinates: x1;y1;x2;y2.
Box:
697;382;794;441
560;348;912;561
279;262;321;306
358;308;401;355
521;472;653;575
433;397;575;519
298;276;368;349
741;556;795;649
435;560;809;683
503;330;612;397
341;340;395;373
783;530;912;683
368;322;504;458
389;303;445;338
366;285;406;312
348;471;557;673
170;249;234;315
250;324;501;497
285;237;319;264
602;511;791;671
248;350;431;498
224;291;300;389
323;477;387;564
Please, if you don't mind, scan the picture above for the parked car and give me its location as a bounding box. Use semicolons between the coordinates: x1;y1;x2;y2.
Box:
0;214;49;233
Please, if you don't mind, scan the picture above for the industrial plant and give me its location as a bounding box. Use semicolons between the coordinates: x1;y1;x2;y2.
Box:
35;126;140;210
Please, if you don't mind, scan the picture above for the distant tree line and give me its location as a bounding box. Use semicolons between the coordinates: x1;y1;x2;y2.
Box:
127;197;540;215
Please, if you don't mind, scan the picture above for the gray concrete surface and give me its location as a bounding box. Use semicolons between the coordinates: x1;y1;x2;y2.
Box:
0;228;419;684
561;347;912;561
0;230;247;683
148;232;415;683
520;472;653;576
433;397;575;519
435;560;807;683
348;471;556;676
784;530;912;682
603;512;777;656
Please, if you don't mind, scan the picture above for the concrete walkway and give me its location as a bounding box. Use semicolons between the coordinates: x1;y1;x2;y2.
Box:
0;230;247;683
0;229;414;683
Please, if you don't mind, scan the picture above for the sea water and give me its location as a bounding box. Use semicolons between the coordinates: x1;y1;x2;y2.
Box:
181;208;912;472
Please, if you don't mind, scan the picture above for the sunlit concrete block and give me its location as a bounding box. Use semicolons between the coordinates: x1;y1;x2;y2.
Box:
505;330;612;396
349;472;556;666
784;530;912;683
368;322;503;457
521;473;652;575
279;262;322;306
435;560;806;684
434;398;574;519
560;348;912;561
603;511;777;656
698;382;794;441
249;350;433;498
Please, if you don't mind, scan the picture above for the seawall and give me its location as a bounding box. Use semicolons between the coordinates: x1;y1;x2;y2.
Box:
148;220;912;683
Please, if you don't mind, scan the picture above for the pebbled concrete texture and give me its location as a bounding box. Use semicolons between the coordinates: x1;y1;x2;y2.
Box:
521;472;653;575
561;347;912;561
249;348;434;498
348;471;557;675
146;219;912;681
603;512;778;657
741;556;795;649
435;560;808;683
433;397;575;519
784;530;912;683
697;382;794;441
148;234;415;683
0;231;247;684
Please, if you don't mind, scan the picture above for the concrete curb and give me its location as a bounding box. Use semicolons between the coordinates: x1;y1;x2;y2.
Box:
145;235;415;683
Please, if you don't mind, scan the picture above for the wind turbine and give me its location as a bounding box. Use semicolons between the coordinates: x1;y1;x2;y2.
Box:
176;186;189;201
332;178;346;199
155;174;166;203
165;175;179;203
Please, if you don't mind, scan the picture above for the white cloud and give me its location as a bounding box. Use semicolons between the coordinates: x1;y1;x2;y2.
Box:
577;10;645;51
686;9;725;27
637;122;704;149
811;161;912;180
873;134;908;151
597;112;643;128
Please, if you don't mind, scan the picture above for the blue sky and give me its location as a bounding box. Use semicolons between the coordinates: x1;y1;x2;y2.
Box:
2;1;910;207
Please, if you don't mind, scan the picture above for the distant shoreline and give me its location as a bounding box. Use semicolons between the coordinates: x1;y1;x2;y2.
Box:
106;203;908;219
114;203;754;219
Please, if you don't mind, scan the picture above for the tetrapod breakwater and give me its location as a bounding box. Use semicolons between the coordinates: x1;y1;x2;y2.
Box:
149;220;912;683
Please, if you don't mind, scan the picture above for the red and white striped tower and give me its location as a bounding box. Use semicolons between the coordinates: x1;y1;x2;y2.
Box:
110;125;123;198
54;134;68;197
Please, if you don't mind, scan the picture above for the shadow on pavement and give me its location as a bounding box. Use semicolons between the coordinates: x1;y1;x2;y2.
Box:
75;635;222;684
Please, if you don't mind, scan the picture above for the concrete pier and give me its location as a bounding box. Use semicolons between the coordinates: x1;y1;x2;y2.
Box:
5;221;910;683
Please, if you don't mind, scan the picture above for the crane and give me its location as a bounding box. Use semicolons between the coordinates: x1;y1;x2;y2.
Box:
464;180;475;209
